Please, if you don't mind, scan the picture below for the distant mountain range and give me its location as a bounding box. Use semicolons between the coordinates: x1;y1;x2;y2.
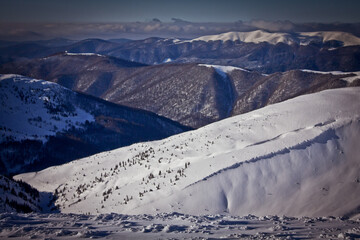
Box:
1;53;359;128
0;74;190;175
106;30;360;73
2;30;360;73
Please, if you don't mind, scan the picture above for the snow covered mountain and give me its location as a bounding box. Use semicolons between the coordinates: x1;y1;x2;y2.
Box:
2;55;358;128
103;30;360;73
190;30;296;45
299;31;360;47
2;30;360;74
189;30;360;46
17;87;360;217
0;74;190;175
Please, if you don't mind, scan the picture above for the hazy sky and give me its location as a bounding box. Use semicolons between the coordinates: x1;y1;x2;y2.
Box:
1;0;360;23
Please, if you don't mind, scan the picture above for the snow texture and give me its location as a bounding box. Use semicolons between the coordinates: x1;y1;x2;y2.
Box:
1;212;359;239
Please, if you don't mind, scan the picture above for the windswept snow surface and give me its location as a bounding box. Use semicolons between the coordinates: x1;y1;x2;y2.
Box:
1;212;359;239
188;30;360;47
0;74;94;143
17;87;360;217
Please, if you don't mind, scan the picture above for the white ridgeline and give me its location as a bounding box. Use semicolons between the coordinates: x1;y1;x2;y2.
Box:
64;51;104;57
188;30;360;47
17;87;360;217
301;69;360;83
190;30;296;45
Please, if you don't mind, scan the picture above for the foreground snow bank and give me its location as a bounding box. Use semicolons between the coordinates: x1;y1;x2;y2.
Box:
0;212;359;239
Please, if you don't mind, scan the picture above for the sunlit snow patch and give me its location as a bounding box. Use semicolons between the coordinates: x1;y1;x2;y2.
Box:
163;58;172;63
199;64;249;78
64;51;104;57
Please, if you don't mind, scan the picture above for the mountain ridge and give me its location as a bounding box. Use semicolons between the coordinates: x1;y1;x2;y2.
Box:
2;30;360;73
1;55;358;128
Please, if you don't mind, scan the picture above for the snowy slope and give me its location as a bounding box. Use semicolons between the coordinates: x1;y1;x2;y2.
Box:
0;74;94;143
17;87;360;217
188;30;360;47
